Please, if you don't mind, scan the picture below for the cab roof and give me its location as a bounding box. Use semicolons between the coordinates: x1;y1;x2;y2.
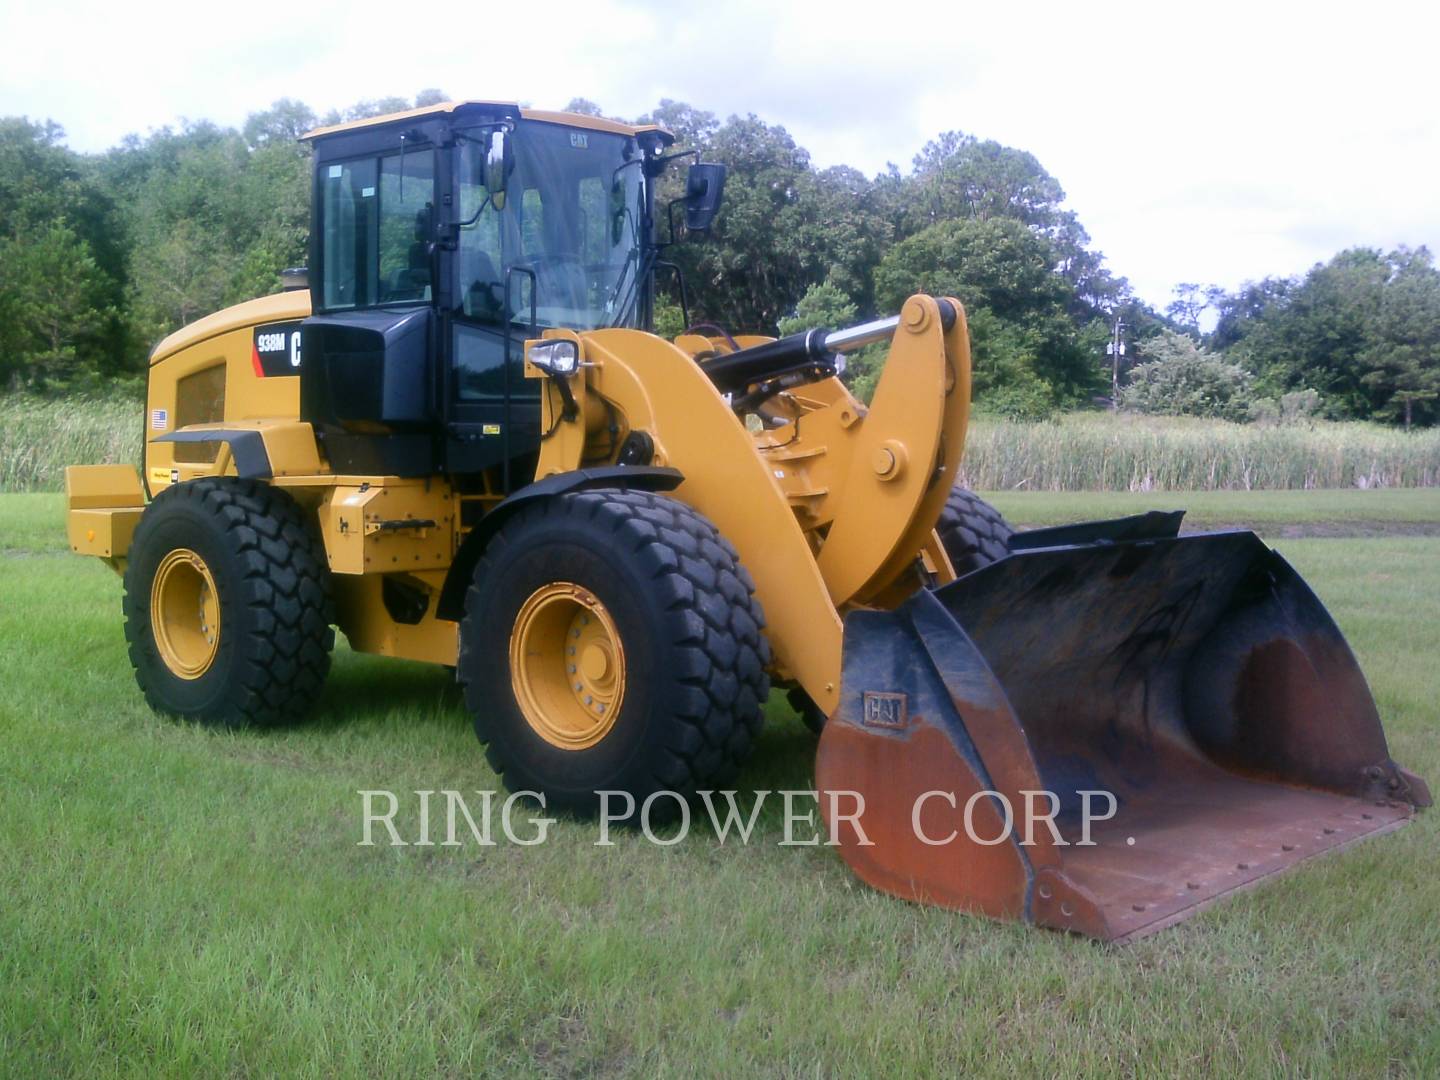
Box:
302;100;672;144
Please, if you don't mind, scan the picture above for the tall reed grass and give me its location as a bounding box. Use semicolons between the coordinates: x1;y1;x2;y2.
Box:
2;396;1438;492
959;412;1440;491
0;396;142;493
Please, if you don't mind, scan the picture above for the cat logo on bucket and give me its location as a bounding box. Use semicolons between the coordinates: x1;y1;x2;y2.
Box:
861;692;908;730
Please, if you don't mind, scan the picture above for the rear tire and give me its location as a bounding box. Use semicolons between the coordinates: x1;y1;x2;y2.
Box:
935;487;1013;578
123;478;334;728
458;490;771;816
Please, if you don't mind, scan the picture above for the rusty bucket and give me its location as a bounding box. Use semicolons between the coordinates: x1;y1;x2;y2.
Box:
816;514;1429;942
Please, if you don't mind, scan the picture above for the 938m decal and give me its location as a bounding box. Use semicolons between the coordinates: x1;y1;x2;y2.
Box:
252;321;304;377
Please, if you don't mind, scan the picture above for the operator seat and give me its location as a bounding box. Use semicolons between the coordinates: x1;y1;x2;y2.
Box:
462;249;504;320
385;204;434;301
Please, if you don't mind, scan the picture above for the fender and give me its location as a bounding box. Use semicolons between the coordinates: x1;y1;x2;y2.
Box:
149;420;324;484
435;466;684;621
151;428;273;478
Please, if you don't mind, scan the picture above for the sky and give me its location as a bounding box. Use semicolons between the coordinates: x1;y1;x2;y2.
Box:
3;0;1437;314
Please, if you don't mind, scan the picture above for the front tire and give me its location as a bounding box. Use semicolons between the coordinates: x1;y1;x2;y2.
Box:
458;490;771;816
122;478;334;728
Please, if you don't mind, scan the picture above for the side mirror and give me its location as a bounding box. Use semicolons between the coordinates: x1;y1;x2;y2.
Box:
485;129;508;211
683;162;726;234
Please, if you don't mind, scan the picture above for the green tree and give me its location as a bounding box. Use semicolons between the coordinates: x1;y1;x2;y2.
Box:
1359;251;1440;428
776;279;856;335
101;100;318;344
636;102;889;334
103;123;252;339
686;113;825;331
1218;247;1440;425
318;96;412;126
638;99;720;149
891;129;1121;318
242;98;317;148
0;219;115;389
1210;277;1290;350
1120;331;1253;421
900;132;1066;233
776;281;887;399
1165;282;1211;334
873;217;1097;414
0;118;129;388
0;93;1162;411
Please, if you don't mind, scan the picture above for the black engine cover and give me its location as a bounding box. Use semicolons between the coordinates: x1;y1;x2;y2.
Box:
300;307;435;475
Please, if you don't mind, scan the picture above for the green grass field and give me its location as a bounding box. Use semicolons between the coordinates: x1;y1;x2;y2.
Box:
3;492;1439;1075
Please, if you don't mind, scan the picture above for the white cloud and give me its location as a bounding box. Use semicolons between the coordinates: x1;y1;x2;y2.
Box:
3;0;1436;311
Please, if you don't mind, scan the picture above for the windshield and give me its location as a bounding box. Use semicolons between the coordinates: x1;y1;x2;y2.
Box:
456;120;646;331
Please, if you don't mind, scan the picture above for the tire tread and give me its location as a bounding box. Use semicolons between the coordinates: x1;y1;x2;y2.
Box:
123;477;334;728
459;489;771;799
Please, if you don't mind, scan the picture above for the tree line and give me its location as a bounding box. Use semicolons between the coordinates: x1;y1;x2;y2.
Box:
1;93;1435;426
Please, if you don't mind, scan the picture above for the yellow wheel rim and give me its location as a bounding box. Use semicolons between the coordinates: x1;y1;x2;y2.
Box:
509;583;626;750
150;548;221;680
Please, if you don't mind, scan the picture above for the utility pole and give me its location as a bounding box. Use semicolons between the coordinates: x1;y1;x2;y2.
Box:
1107;316;1127;406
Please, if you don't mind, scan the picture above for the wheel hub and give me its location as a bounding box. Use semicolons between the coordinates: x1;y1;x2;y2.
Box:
509;583;627;750
150;547;220;679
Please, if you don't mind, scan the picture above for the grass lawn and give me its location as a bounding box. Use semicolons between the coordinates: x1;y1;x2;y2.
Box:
3;492;1439;1075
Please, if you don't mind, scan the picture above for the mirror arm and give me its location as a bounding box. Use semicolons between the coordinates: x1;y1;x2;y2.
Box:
648;147;698;178
655;260;691;331
661;197;686;248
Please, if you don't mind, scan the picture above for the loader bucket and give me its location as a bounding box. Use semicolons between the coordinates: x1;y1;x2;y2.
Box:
816;515;1429;942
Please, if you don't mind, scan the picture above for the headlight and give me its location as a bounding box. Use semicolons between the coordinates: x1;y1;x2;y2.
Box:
529;340;579;377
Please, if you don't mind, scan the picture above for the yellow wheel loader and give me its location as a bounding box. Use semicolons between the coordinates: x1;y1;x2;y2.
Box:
66;101;1428;941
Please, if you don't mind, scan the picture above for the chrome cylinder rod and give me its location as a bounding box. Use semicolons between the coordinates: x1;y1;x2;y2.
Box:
822;315;900;354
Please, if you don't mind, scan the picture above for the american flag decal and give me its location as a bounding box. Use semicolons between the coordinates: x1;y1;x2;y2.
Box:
150;408;168;431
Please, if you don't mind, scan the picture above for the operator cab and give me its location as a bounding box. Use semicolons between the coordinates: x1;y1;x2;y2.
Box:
295;101;713;484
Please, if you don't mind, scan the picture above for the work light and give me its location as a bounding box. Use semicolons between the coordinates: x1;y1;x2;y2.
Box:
529;340;580;377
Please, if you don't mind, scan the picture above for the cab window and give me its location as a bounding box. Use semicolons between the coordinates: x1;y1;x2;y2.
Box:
319;150;435;310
